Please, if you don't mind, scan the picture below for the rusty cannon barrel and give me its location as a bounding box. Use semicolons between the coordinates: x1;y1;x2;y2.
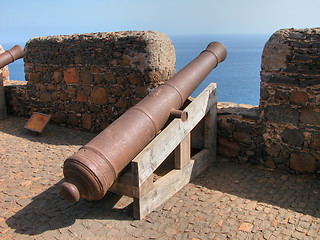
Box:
60;41;227;203
0;45;24;69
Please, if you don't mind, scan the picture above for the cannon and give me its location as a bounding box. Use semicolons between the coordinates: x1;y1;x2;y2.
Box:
0;45;24;120
60;41;227;203
0;45;24;69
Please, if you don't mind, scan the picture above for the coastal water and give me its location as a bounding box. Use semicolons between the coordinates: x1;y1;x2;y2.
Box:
170;34;270;105
2;34;269;106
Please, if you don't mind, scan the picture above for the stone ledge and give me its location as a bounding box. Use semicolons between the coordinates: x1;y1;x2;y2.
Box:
3;80;27;87
217;102;259;120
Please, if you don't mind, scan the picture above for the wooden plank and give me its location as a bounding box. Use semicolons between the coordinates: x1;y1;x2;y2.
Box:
109;172;154;198
0;78;7;120
133;148;211;219
174;133;191;169
132;173;154;198
131;83;217;188
204;103;217;162
109;172;133;197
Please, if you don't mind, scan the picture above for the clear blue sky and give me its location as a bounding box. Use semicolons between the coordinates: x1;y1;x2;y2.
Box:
1;0;319;44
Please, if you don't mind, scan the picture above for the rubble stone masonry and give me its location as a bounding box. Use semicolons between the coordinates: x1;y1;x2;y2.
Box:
217;28;320;173
5;31;176;131
260;28;320;173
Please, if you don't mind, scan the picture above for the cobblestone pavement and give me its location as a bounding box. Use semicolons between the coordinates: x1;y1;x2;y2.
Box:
1;116;320;239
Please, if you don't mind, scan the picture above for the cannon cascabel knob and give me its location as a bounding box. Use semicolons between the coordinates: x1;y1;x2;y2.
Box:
60;182;80;203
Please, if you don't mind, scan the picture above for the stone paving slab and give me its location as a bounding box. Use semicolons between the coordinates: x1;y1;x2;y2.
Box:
1;116;320;239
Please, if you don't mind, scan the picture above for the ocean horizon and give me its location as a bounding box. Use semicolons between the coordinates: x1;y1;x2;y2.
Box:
2;33;270;106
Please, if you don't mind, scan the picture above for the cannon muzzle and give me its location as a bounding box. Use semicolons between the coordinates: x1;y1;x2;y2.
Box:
60;41;227;203
0;45;24;69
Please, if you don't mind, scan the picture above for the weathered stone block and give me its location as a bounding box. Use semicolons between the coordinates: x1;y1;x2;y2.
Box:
53;71;62;82
280;128;304;146
261;74;298;85
264;105;299;125
82;113;92;130
266;143;281;157
218;137;240;158
64;68;78;84
300;110;320;125
67;113;79;126
39;92;52;103
79;70;93;84
90;87;108;105
290;152;316;173
261;30;290;72
77;90;87;103
310;132;320;150
233;131;251;144
290;91;308;105
128;72;143;85
29;73;40;83
274;158;290;171
51;111;66;124
289;32;306;40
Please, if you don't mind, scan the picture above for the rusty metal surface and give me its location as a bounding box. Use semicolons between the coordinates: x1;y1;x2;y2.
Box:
0;45;24;69
60;42;227;203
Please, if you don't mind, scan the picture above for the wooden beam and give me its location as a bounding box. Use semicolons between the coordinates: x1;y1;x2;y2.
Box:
131;83;217;188
204;103;217;162
133;149;211;219
174;133;191;169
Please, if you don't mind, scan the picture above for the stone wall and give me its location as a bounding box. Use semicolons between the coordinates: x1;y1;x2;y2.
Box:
6;31;176;131
259;28;320;173
217;103;263;165
217;28;320;174
4;80;28;117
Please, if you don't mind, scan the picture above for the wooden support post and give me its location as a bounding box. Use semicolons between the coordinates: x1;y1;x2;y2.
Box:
204;102;217;162
174;133;191;169
0;78;7;120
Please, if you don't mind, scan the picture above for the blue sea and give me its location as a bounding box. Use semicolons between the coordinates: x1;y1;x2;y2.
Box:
3;34;269;106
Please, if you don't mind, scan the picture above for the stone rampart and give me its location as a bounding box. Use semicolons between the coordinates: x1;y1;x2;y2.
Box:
217;103;263;165
218;28;320;173
260;28;320;173
6;31;176;131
